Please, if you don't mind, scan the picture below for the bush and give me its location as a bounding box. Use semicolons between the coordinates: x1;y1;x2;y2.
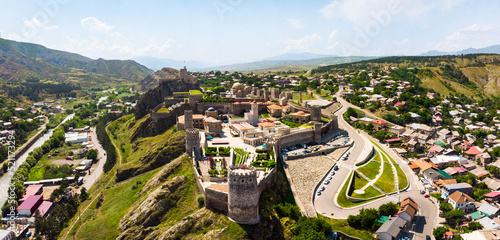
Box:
197;195;204;208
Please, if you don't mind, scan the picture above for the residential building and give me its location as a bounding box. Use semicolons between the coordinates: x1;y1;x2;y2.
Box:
397;197;418;222
442;183;473;198
448;191;475;213
477;203;500;218
375;217;407;240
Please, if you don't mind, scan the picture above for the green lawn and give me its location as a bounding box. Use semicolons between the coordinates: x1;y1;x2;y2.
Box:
157;107;169;113
395;164;409;191
280;119;302;128
357;160;381;180
189;90;202;95
373;155;395;194
292;92;315;101
351;186;383;199
337;172;379;208
300;123;314;129
352;172;369;190
320;216;376;240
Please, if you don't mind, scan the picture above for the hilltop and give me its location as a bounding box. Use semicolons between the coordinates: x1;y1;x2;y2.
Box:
0;38;153;87
313;54;500;98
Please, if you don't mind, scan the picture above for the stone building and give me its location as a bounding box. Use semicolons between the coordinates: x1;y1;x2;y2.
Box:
184;110;201;160
244;101;259;126
310;105;321;122
228;166;260;224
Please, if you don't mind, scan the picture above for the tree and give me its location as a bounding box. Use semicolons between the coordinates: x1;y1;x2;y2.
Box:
378;202;399;216
2;162;7;173
439;203;453;213
445;209;465;228
74;173;80;185
86;149;98;162
467;221;483;231
80;187;88;202
433;227;447;240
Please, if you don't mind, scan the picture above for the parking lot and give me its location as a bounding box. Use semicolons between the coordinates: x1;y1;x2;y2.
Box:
281;134;350;157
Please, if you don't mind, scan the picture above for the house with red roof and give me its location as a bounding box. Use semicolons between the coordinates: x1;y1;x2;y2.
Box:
371;119;388;130
465;146;483;160
485;191;500;202
19;184;43;202
17;195;43;216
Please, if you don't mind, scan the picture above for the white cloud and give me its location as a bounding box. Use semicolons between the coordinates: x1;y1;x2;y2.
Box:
432;24;500;52
81;17;114;35
284;33;322;52
328;30;338;43
287;18;305;29
24;17;59;31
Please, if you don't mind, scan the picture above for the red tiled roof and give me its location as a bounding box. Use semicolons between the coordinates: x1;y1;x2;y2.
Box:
385;138;401;143
428;145;439;153
20;184;43;202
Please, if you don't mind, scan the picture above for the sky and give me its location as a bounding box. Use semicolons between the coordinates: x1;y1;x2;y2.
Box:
0;0;499;64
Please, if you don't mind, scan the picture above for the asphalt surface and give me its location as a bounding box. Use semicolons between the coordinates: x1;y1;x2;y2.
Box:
81;127;106;191
313;93;437;239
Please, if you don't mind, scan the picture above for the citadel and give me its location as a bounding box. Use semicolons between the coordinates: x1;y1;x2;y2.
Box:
146;67;341;224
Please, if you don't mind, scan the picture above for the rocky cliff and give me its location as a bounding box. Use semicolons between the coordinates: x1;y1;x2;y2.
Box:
134;67;201;119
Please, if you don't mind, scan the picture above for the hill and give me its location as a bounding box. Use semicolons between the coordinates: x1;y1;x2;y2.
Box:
313;54;500;97
262;52;336;61
0;38;153;87
419;44;500;56
198;56;376;72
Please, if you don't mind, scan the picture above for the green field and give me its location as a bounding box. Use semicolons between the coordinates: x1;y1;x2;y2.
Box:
351;186;383;199
373;155;396;194
357;160;381;180
292;92;315;101
395;164;409;191
320;216;376;240
279;119;302;128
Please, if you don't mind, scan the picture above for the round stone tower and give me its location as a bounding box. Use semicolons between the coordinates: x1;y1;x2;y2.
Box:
228;166;260;224
185;128;201;160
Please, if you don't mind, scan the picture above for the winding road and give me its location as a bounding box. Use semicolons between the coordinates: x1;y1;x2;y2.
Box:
313;92;437;239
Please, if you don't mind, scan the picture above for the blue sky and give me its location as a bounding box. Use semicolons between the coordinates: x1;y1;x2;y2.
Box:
0;0;499;64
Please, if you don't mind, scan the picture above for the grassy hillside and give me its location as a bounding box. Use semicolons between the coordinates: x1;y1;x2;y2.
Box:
0;38;153;88
314;54;500;98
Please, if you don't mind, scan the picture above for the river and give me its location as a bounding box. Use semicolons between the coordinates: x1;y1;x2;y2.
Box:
0;113;75;208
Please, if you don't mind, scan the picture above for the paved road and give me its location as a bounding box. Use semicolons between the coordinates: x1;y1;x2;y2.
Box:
81;127;106;191
313;93;437;239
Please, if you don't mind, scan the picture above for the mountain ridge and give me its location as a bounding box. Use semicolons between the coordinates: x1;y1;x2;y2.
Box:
0;38;153;85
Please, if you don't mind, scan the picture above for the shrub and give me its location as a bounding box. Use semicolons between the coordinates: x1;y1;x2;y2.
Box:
197;195;204;208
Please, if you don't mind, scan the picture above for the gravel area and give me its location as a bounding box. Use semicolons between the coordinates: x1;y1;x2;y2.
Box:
286;147;347;217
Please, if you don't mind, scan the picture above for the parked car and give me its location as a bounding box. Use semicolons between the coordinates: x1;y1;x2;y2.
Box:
320;186;325;191
317;191;322;196
324;180;330;185
424;194;429;198
334;165;339;170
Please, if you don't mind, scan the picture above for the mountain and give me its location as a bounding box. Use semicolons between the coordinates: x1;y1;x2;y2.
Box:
132;56;212;71
419;44;500;56
262;52;335;61
199;56;376;72
0;38;153;86
314;54;500;97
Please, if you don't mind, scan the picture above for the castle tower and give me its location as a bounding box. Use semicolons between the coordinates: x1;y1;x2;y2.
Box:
228;166;260;224
180;66;188;79
184;110;193;129
314;122;322;143
245;101;259;126
331;114;338;130
299;91;303;104
310;105;321;122
184;110;200;160
185;128;201;160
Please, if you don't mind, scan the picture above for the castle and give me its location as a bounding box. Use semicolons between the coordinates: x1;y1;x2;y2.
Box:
145;69;340;224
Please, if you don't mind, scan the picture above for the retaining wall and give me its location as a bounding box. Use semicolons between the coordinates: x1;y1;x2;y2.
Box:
284;142;352;160
279;129;315;149
205;187;229;212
